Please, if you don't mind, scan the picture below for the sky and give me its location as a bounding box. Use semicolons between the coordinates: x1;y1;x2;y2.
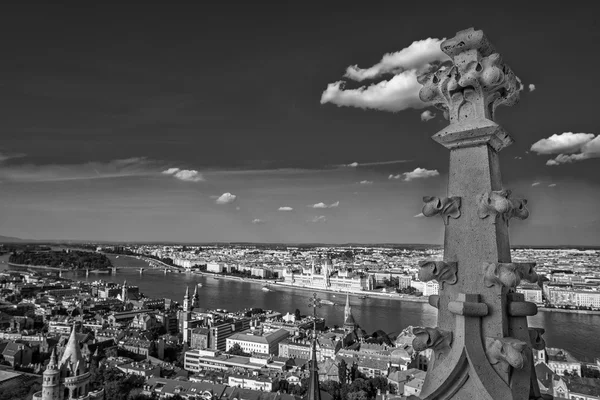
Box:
0;1;598;245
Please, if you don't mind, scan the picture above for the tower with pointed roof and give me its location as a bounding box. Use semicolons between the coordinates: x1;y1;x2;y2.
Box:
182;286;192;345
41;349;60;400
121;280;128;303
343;293;357;332
36;324;103;400
192;284;200;310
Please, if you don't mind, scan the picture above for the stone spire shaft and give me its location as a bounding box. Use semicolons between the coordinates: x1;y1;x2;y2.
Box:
413;28;543;400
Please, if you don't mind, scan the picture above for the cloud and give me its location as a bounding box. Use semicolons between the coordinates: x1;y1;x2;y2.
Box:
414;213;425;218
321;38;452;113
388;174;402;180
514;156;522;160
402;168;439;181
531;182;541;187
252;218;265;224
278;206;293;211
0;157;159;182
531;132;600;165
162;168;204;182
321;71;426;113
528;84;536;92
359;180;373;185
215;193;237;205
530;132;595;155
344;38;449;81
420;110;436;121
548;183;557;187
340;159;411;168
309;215;327;223
309;201;339;209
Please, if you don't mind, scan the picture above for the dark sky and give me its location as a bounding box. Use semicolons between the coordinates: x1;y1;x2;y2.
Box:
0;1;598;245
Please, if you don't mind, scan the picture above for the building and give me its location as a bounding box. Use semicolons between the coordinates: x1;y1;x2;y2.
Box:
228;374;274;391
184;349;269;374
546;348;582;376
343;294;358;332
209;319;251;351
34;325;104;400
225;329;289;356
190;327;210;350
516;284;543;304
2;341;33;367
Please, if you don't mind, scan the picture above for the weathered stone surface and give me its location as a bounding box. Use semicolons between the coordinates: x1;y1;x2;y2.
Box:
412;327;453;355
418;261;458;288
422;196;461;225
414;27;535;400
483;262;538;290
485;337;528;371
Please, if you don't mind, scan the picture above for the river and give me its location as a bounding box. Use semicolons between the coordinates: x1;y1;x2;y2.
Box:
1;253;599;362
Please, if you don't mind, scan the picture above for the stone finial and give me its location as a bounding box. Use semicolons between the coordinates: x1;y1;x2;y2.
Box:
483;262;538;290
418;28;520;125
485;337;528;371
412;326;453;353
422;196;461;225
418;261;458;288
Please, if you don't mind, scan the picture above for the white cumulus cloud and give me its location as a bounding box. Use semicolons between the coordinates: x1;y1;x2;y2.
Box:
414;213;425;218
344;38;449;81
309;201;339;209
321;38;453;113
531;182;541;187
403;168;439;181
359;180;373;185
252;218;265;224
530;132;595;155
531;132;600;165
529;84;536;92
548;183;557;187
420;110;436;121
162;168;204;182
347;162;359;167
321;71;426;113
388;174;402;180
278;206;293;211
215;193;237;204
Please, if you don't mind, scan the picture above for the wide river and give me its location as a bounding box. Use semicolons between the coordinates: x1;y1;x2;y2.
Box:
2;253;598;361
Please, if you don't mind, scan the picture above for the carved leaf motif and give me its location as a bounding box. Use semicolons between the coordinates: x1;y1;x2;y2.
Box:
485;337;527;372
504;198;529;225
418;261;458;288
483;262;538;289
422;196;461;225
477;190;511;223
412;327;453;353
418;28;520;123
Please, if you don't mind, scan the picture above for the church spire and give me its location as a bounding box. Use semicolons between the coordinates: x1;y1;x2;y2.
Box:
307;293;322;400
47;348;58;370
343;292;357;331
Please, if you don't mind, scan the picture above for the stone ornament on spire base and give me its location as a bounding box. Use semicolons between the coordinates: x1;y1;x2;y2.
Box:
418;28;521;152
411;28;548;400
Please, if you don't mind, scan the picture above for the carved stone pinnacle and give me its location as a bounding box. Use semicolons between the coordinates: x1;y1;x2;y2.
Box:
418;28;521;152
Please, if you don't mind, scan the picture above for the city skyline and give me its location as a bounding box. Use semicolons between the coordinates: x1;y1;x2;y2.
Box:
0;2;599;245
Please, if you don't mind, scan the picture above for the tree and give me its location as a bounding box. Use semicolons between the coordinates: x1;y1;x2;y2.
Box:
338;359;348;384
347;391;369;400
294;308;302;320
226;343;250;357
349;362;359;382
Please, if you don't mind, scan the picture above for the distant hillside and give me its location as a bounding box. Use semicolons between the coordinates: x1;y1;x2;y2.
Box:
0;235;25;243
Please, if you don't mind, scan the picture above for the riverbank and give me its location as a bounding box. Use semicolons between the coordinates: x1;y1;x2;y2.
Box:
538;307;600;315
7;262;69;272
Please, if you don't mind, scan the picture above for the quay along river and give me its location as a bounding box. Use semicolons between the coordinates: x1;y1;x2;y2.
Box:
1;253;599;362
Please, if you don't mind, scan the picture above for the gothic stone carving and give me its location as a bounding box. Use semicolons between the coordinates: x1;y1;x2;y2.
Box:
418;28;520;124
412;327;453;355
422;196;461;225
477;190;528;225
419;261;458;288
485;337;528;372
483;262;538;290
